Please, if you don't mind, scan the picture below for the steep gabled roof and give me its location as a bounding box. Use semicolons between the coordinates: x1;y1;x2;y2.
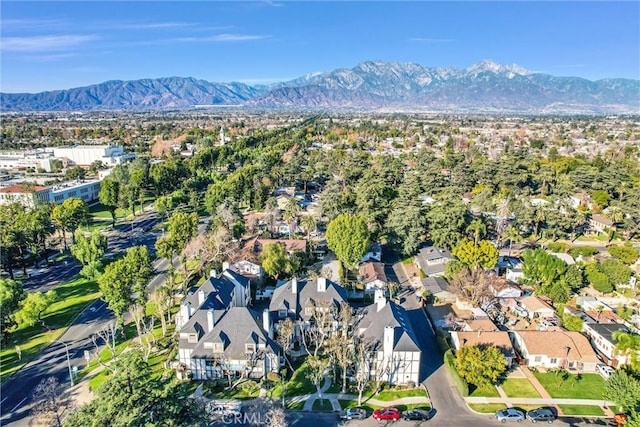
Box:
269;277;347;320
359;301;421;353
190;307;279;359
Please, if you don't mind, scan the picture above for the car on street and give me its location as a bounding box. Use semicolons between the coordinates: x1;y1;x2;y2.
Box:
596;363;615;379
372;407;401;421
526;407;556;423
402;408;434;421
339;407;367;420
495;408;526;423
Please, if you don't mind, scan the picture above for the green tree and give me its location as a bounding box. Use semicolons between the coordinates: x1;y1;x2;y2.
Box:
326;213;370;272
600;259;632;288
426;196;469;250
71;231;107;279
562;314;584;332
613;331;640;370
608;245;639;265
155;235;179;267
64;349;206;427
167;210;198;252
603;369;640;412
466;219;487;244
454;345;507;388
452;239;499;270
261;243;291;280
15;290;58;329
592;190;611;208
0;278;25;343
300;214;317;240
99;179;120;225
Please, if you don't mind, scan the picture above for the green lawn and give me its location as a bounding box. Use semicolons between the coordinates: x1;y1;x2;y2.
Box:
533;372;605;399
338;399;382;412
469;383;500;398
312;399;333;411
208;380;261;400
286;401;305;410
468;403;507;413
1;277;101;381
89;202;126;221
501;379;541;398
558;405;605;416
270;359;316;398
374;387;425;401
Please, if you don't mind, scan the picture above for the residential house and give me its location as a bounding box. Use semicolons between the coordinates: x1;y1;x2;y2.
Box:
450;331;517;366
361;242;382;262
357;291;422;386
421;276;456;303
490;279;523;299
223;260;264;286
255;239;307;255
461;318;500;332
268;276;347;337
358;261;388;293
495;256;525;284
583;323;633;367
510;331;600;373
517;296;555;320
414;245;454;277
588;214;615;235
569;192;591;210
178;307;280;380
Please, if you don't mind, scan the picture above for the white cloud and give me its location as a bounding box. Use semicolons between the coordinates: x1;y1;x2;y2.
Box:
1;35;99;52
172;33;270;43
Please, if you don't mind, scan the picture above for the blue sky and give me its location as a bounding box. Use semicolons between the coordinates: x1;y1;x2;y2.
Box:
1;1;639;93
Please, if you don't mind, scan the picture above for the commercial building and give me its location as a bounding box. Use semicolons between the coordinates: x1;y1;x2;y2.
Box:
52;145;136;167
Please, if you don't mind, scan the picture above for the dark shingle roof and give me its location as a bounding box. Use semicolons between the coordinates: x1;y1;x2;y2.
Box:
269;277;347;320
359;301;421;353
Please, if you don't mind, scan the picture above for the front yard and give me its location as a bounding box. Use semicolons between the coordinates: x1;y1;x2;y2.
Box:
558;405;605;416
533;372;605;399
500;378;541;398
469;383;500;398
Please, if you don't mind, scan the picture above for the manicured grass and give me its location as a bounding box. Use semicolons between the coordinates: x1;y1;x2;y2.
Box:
89;202;126;221
501;379;542;398
469;383;500;398
312;399;333;411
0;276;101;381
375;387;425;401
558;405;605;416
468;403;507;413
270;359;316;398
533;372;605;399
209;380;261;400
444;349;469;397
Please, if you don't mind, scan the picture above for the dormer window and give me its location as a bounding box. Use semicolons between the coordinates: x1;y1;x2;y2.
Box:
245;343;256;353
278;309;287;318
188;333;198;343
213;343;223;353
305;307;313;316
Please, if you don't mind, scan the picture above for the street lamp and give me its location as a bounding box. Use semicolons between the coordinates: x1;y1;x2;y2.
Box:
54;340;74;387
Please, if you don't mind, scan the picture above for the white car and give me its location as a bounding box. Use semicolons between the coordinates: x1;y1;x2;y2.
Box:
596;363;615;379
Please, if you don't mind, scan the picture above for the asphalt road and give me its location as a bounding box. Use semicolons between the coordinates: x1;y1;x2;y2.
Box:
0;211;196;425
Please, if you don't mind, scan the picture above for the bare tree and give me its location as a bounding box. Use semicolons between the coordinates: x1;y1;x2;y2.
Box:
90;322;118;373
276;318;295;371
129;303;146;342
301;300;334;357
327;303;354;392
31;377;66;427
212;352;233;389
447;268;494;307
151;285;173;336
353;338;373;406
307;355;329;398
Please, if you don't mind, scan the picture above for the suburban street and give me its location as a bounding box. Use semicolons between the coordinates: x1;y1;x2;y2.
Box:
0;211;208;425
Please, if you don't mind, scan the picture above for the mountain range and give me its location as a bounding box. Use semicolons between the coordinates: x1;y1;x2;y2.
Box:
2;60;639;113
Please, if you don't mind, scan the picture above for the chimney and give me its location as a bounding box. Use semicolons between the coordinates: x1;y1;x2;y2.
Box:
186;301;192;319
222;261;230;271
210;269;218;278
477;329;483;337
263;309;273;339
207;309;215;331
291;277;298;294
383;326;394;357
198;290;206;306
317;277;327;293
375;288;386;312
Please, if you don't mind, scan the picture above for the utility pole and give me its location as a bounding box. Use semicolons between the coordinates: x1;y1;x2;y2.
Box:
54;341;74;387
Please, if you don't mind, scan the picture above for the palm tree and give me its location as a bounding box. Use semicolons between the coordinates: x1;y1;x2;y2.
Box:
606;206;624;224
283;198;301;239
300;214;316;241
503;225;522;256
466;219;487;244
612;330;640;369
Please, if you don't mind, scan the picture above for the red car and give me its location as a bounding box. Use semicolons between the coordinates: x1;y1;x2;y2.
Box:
373;407;401;421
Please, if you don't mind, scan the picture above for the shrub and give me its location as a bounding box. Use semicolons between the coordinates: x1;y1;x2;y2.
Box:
548;242;570;253
608;245;639;265
569;246;599;258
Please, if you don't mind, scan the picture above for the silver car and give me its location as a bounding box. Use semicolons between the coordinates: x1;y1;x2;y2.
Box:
496;408;526;423
339;407;367;420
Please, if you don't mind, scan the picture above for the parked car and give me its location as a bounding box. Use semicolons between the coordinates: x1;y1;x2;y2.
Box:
402;408;434;421
596;363;615;379
495;408;526;423
372;407;401;421
526;407;556;423
209;405;241;419
339;407;367;420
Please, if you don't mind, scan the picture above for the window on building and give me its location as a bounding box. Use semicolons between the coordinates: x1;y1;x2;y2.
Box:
213;343;223;353
534;356;542;362
245;343;256;353
278;309;287;318
550;358;557;364
188;334;198;343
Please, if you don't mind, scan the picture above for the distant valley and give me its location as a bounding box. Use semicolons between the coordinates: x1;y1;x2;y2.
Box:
1;60;639;113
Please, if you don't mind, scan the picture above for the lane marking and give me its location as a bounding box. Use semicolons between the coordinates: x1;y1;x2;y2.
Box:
10;397;27;413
